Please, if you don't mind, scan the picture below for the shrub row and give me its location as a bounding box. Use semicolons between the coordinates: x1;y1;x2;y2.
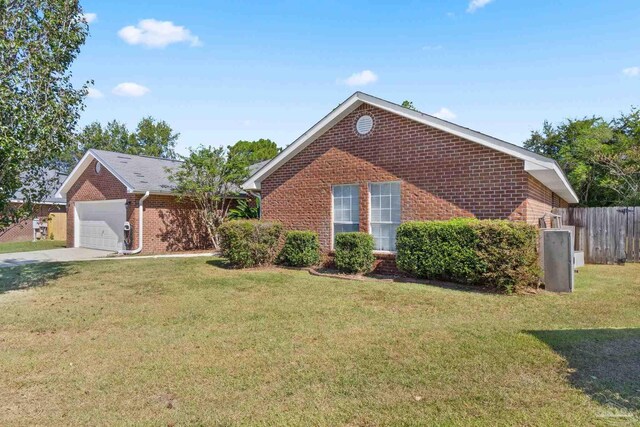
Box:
218;221;376;274
218;221;321;268
219;219;540;292
396;219;540;292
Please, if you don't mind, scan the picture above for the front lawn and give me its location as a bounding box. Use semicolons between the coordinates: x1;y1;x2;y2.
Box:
0;239;65;254
0;259;638;425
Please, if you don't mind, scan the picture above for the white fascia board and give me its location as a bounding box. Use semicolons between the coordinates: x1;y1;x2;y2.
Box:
55;149;134;198
242;93;364;190
90;150;135;192
356;92;557;169
524;161;579;204
243;91;579;204
55;151;94;198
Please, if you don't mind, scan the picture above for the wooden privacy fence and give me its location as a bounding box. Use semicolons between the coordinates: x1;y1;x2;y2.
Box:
47;212;67;241
552;207;640;264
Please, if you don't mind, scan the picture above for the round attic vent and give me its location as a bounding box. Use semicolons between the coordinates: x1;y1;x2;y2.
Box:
356;115;374;135
95;162;102;174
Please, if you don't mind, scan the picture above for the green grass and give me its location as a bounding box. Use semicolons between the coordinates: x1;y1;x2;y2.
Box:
0;259;638;426
0;239;65;254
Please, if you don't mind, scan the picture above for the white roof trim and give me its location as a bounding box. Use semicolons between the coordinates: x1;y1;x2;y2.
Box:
243;92;579;204
55;149;135;198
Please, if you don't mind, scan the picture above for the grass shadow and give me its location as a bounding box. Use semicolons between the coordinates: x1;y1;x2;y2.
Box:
0;262;73;294
528;328;640;417
388;275;499;294
312;266;497;294
206;258;234;270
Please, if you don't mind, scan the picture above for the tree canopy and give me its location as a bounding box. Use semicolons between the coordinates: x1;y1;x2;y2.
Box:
401;100;417;111
524;108;640;206
60;117;179;170
227;138;279;167
1;0;88;228
170;145;249;249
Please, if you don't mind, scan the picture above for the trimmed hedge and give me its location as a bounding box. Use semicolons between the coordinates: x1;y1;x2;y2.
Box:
396;219;540;292
396;218;483;284
278;230;321;267
334;232;375;274
470;220;541;291
218;220;283;268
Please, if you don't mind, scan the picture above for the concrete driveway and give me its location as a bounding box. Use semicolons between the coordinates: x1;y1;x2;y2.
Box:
0;248;113;268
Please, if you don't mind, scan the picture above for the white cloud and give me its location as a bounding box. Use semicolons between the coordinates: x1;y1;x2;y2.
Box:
112;82;150;97
339;70;378;87
82;13;97;23
432;107;457;121
467;0;493;13
118;19;201;48
86;87;104;99
622;66;640;77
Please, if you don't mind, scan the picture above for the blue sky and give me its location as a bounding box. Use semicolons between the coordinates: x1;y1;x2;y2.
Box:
74;0;640;155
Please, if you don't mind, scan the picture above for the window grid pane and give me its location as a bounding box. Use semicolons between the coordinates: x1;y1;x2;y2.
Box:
369;182;400;251
333;185;360;246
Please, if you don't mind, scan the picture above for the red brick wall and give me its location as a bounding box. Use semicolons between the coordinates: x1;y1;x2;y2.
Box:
66;159;211;253
526;175;553;227
526;175;570;227
0;203;65;243
261;104;568;258
128;194;212;253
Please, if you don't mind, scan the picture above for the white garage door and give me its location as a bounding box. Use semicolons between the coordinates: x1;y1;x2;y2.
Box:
75;200;126;251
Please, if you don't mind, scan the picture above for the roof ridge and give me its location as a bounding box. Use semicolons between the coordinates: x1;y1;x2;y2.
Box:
91;148;183;163
355;91;554;164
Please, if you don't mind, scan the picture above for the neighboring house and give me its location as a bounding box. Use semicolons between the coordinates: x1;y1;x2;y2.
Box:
243;92;578;272
56;150;212;253
0;170;67;243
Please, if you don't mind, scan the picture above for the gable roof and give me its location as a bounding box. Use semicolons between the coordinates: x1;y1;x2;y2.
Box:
243;92;579;204
13;169;67;205
56;149;183;197
56;149;265;199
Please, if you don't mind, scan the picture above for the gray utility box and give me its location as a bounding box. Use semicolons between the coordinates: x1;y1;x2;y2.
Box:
559;225;584;268
543;229;574;293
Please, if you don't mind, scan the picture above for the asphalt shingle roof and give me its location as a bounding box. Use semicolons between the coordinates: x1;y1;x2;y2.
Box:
14;169;67;204
90;149;182;193
248;160;270;176
90;149;265;195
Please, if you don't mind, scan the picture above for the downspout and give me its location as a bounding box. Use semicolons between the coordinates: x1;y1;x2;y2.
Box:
118;191;150;255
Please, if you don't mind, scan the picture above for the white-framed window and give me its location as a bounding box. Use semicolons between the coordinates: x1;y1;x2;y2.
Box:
332;184;359;247
369;182;401;251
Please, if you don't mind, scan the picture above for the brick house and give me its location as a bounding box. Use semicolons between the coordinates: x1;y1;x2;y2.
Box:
243;92;578;270
0;170;67;243
56;149;231;254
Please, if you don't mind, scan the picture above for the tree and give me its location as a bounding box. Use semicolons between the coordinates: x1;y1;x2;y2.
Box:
1;0;88;229
169;146;248;249
401;100;417;111
132;117;178;159
228;138;279;166
524;109;640;206
61;117;179;170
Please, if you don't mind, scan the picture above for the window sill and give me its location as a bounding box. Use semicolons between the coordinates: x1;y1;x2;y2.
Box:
329;250;396;256
373;251;396;258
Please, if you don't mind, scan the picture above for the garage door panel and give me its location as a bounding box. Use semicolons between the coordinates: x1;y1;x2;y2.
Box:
76;201;125;251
